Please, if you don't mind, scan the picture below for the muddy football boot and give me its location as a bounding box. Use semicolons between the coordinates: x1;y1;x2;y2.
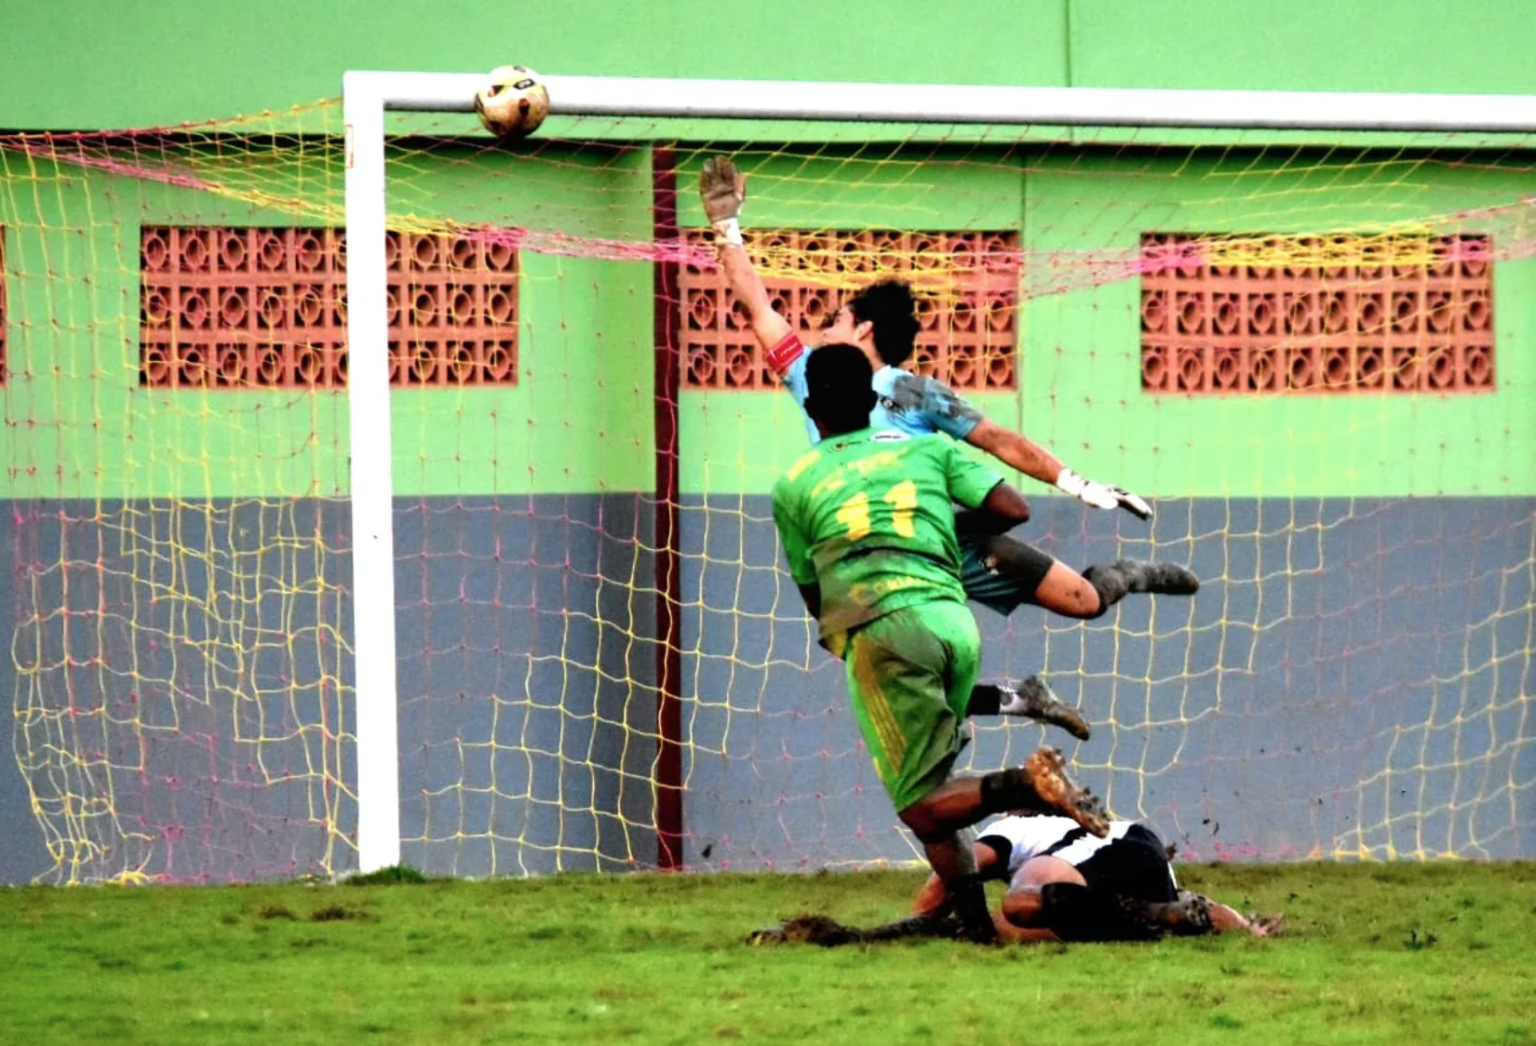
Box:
1022;746;1111;837
1000;676;1092;741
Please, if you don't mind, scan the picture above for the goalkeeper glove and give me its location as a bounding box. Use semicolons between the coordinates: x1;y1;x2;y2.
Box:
700;156;747;247
1055;467;1153;521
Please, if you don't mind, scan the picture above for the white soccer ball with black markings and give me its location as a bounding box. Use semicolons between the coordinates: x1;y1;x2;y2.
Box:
475;66;549;139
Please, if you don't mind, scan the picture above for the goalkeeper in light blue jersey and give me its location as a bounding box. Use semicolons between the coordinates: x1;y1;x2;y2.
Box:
699;156;1200;647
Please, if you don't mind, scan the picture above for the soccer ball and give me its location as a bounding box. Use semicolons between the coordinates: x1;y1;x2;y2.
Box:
475;66;549;139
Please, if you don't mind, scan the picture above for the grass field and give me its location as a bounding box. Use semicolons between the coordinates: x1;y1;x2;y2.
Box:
4;862;1535;1046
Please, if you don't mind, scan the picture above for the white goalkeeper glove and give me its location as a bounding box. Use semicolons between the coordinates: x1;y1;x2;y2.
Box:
1055;466;1153;521
700;156;746;247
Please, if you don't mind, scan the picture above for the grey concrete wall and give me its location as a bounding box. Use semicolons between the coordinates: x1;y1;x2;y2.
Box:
2;494;1531;883
678;495;1536;866
4;498;355;884
391;497;659;877
0;507;53;884
3;496;657;883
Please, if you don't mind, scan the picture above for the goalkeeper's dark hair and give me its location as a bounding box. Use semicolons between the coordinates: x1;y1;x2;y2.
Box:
804;344;877;437
847;278;921;367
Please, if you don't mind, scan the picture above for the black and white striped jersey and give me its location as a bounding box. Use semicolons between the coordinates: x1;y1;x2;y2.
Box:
977;815;1178;888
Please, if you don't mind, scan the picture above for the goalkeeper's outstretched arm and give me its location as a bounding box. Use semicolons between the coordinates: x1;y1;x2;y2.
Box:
701;154;1152;521
965;418;1153;521
965;419;1065;490
699;157;791;353
903;370;1151;518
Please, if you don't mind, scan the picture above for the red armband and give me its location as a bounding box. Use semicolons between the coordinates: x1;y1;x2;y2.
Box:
766;332;805;376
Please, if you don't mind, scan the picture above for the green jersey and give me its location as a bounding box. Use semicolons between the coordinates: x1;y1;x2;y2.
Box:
771;427;1004;655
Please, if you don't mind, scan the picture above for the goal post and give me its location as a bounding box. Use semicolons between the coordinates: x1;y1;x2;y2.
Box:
338;70;1536;875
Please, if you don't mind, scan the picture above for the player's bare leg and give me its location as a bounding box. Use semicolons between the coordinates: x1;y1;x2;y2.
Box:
976;536;1200;620
898;746;1110;841
917;830;997;944
1033;559;1200;619
968;676;1091;741
998;854;1086;930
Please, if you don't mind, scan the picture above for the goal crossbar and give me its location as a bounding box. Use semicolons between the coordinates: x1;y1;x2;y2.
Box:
349;71;1536;132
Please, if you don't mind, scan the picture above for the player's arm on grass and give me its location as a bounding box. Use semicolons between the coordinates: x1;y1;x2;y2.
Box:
912;834;1008;917
771;481;820;620
904;369;1153;521
1206;898;1284;937
911;834;1059;943
700;157;793;357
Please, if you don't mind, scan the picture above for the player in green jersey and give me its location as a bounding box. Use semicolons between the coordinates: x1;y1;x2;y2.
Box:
700;155;1199;741
770;343;1109;943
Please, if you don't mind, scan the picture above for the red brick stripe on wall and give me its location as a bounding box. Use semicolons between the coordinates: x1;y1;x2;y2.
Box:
679;230;1019;391
1140;233;1493;395
139;227;519;389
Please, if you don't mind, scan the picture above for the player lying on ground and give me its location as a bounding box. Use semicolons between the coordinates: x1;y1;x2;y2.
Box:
701;156;1200;638
769;342;1110;943
750;816;1279;947
911;815;1282;942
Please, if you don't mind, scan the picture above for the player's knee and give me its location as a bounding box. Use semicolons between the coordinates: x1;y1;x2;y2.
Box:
898;798;947;844
1071;579;1107;619
1001;887;1043;928
1036;572;1106;619
976;536;1047;586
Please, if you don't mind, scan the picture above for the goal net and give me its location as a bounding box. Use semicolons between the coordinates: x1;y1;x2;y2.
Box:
1;82;1532;883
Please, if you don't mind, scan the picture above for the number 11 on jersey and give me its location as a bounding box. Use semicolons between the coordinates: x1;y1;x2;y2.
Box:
835;480;918;540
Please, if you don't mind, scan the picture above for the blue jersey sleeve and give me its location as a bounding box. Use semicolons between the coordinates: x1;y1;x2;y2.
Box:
779;348;822;443
885;371;985;441
917;375;984;440
781;349;809;407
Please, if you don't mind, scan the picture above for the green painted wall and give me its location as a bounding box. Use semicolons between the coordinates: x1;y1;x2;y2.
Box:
1021;151;1536;500
2;1;1534;501
0;143;655;499
5;0;1536;132
4;138;1533;499
679;146;1536;497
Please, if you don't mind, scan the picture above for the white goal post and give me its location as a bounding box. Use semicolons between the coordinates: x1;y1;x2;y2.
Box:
341;70;1536;875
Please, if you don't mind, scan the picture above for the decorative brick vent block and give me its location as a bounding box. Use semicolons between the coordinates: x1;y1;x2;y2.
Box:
139;227;518;389
1140;233;1493;394
384;229;519;388
679;230;1019;391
